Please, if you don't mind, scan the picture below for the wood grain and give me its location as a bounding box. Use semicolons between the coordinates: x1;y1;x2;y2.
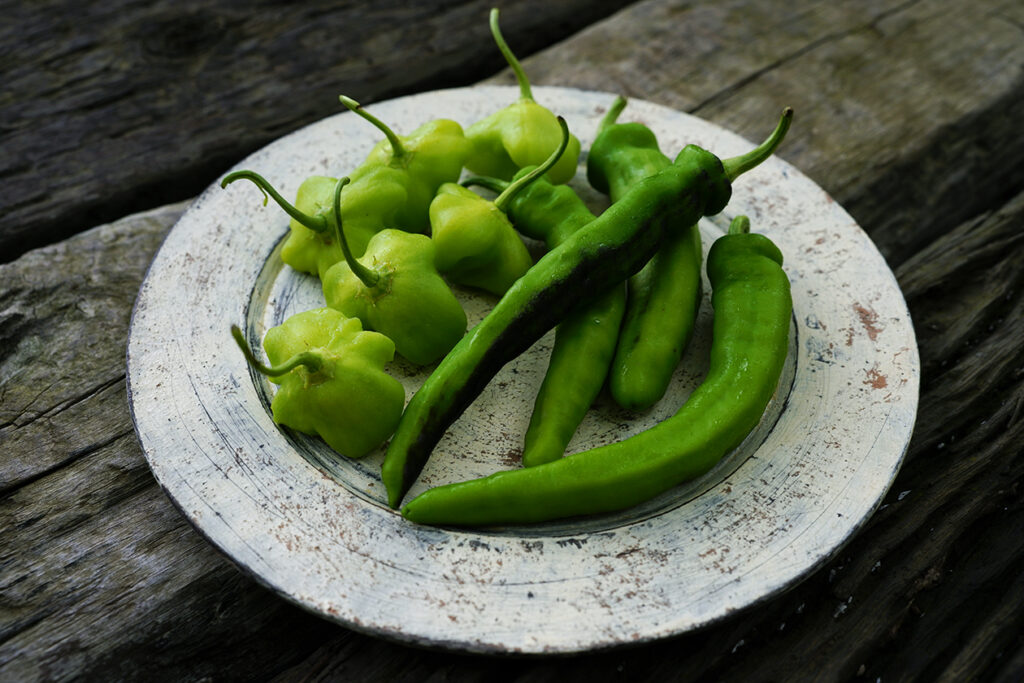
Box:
505;0;1024;266
0;0;634;262
2;0;1022;678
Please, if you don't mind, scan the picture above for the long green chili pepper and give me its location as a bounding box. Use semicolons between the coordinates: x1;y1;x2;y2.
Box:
401;215;792;525
381;109;793;508
463;168;626;467
588;95;703;411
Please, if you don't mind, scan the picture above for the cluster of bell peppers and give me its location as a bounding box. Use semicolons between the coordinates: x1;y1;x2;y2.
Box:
225;8;795;528
227;8;581;460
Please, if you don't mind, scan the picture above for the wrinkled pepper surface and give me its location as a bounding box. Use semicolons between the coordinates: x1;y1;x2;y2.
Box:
232;308;405;458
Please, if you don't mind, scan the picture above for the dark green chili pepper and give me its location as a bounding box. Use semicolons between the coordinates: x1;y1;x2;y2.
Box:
381;109;792;508
463;168;626;467
400;215;792;525
588;95;703;411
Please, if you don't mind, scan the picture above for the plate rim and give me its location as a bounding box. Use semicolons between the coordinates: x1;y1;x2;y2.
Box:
126;84;920;654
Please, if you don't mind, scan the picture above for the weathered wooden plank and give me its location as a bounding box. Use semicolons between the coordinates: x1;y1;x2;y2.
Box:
0;204;338;680
0;0;635;262
506;0;1024;265
2;0;1023;678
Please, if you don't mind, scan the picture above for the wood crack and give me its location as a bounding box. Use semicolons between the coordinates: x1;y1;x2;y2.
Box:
0;428;135;499
0;375;125;431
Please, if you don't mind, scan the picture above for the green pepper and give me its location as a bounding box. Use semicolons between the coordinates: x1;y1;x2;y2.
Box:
400;215;792;525
463;168;626;467
221;96;470;279
321;178;467;366
232;309;405;458
381;109;793;508
463;8;581;185
588;96;703;411
430;117;569;296
340;96;471;233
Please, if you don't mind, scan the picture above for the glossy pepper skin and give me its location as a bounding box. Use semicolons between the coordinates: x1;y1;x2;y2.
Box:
463;8;581;185
232;309;405;458
321;179;467;366
381;109;792;508
431;117;570;296
588;96;704;411
429;183;534;296
464;168;626;467
220;96;470;279
400;216;792;526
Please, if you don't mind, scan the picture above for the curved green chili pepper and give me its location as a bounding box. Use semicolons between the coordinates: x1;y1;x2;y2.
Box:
463;8;581;184
400;215;792;525
463;168;626;467
320;178;467;366
588;95;703;411
381;109;793;508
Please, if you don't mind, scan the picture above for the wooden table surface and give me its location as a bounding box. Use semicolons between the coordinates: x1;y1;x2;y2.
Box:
2;1;1022;680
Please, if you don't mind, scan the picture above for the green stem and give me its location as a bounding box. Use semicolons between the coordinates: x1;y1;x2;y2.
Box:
598;95;628;134
729;215;751;235
493;116;569;213
490;8;533;102
461;175;510;194
332;177;380;287
339;96;407;160
221;171;329;233
231;325;324;377
722;107;794;182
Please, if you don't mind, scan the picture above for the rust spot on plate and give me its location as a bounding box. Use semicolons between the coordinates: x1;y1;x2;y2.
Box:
864;366;888;389
853;303;882;341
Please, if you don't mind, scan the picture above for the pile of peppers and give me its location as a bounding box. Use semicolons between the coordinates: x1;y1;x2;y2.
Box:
225;7;796;528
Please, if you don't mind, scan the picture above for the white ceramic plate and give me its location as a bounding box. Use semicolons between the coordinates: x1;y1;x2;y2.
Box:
127;86;919;653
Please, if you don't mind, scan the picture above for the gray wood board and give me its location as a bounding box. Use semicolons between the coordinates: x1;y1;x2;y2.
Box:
2;0;1023;678
0;0;635;261
494;0;1024;265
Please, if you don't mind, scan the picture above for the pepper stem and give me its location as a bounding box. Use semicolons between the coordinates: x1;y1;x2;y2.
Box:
332;177;380;287
232;325;324;377
722;107;794;182
728;215;751;235
461;175;510;194
493;116;569;212
339;96;407;160
598;95;628;134
489;8;533;102
221;170;329;233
